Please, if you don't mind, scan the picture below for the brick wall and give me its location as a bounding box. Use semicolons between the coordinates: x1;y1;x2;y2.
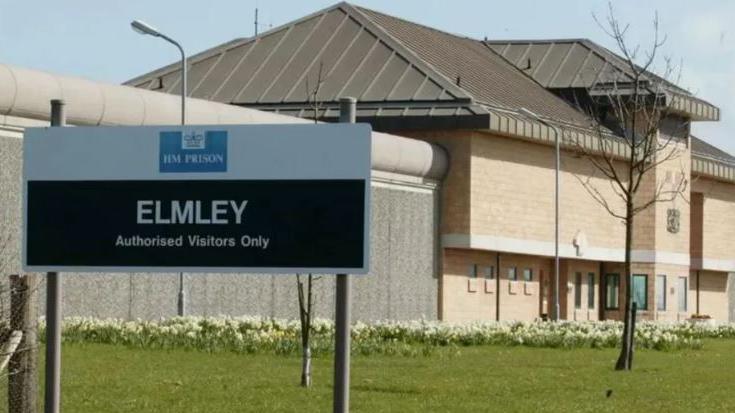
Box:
692;177;735;263
693;270;729;321
441;249;549;322
469;131;627;250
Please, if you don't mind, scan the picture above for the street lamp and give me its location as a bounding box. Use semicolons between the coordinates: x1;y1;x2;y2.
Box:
519;107;561;321
132;19;188;316
131;19;187;124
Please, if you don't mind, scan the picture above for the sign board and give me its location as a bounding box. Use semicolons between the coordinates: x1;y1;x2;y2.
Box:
23;124;371;274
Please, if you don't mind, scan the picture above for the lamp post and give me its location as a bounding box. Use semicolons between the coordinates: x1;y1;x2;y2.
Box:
520;107;560;321
132;19;187;316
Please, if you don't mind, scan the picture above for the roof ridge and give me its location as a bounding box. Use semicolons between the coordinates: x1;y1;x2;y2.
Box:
353;4;481;44
345;3;474;101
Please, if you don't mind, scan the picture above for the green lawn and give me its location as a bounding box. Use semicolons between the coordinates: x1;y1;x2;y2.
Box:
4;340;735;412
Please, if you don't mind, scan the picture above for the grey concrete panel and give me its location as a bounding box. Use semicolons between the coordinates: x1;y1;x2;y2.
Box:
0;137;22;277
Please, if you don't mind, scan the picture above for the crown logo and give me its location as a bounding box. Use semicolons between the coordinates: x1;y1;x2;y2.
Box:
182;131;205;150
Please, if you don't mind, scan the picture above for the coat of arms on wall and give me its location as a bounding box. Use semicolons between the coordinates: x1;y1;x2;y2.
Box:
667;208;680;234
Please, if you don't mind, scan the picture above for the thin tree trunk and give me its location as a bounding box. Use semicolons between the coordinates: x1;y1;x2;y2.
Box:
301;345;311;387
616;200;635;370
297;274;313;387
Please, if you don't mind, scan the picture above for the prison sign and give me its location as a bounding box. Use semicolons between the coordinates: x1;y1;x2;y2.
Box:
22;123;371;274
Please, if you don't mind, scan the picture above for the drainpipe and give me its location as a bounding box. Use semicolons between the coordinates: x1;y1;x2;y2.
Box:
599;262;605;320
496;253;501;321
696;270;700;315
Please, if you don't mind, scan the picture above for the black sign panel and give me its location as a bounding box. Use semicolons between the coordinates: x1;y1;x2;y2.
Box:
26;180;366;269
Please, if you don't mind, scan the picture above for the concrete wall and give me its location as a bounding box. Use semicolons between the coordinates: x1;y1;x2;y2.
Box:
1;133;440;321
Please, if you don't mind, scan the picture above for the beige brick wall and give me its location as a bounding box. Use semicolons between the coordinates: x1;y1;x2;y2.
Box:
469;131;626;250
441;249;548;322
402;130;471;235
497;253;549;321
652;139;691;254
695;271;729;322
632;171;658;251
691;177;735;262
690;193;704;259
400;126;730;323
441;248;497;322
409;130;698;260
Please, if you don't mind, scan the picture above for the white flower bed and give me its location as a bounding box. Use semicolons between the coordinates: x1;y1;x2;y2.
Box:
43;317;735;355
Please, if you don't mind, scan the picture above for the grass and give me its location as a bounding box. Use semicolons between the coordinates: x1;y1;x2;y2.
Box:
3;340;735;412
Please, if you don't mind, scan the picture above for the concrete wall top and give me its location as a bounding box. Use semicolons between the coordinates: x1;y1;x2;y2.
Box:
0;63;447;180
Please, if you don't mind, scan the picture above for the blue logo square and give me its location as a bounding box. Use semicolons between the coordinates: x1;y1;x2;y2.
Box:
159;130;228;173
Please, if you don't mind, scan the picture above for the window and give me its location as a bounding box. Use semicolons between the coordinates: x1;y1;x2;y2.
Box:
508;267;517;281
484;266;495;280
678;277;688;312
574;272;582;309
587;273;595;309
632;274;648;311
656;275;667;311
605;274;620;309
468;264;478;278
523;268;533;282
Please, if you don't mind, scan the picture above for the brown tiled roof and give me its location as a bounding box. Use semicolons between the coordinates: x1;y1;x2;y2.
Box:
125;2;593;129
353;6;592;126
691;136;735;165
126;5;469;107
486;39;720;121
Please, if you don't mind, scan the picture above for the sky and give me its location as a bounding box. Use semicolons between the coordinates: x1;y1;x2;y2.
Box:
1;0;732;155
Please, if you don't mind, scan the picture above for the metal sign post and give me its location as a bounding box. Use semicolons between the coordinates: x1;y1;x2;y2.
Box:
334;97;356;413
45;99;64;413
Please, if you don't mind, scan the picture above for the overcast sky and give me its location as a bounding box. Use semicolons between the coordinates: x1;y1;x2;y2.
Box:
1;0;732;154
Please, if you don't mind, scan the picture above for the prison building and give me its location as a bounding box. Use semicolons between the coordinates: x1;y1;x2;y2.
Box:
2;2;734;322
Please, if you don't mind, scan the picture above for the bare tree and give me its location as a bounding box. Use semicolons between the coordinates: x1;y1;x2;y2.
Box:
567;4;688;370
296;63;325;387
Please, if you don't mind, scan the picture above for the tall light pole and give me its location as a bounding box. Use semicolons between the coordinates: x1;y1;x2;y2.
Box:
520;107;561;321
131;19;188;316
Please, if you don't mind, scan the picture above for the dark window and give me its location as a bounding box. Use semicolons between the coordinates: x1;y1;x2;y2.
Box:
656;275;667;311
508;267;517;281
485;266;495;280
587;273;595;309
632;274;648;310
523;268;533;282
468;264;477;278
574;272;582;309
678;277;688;312
605;274;620;309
